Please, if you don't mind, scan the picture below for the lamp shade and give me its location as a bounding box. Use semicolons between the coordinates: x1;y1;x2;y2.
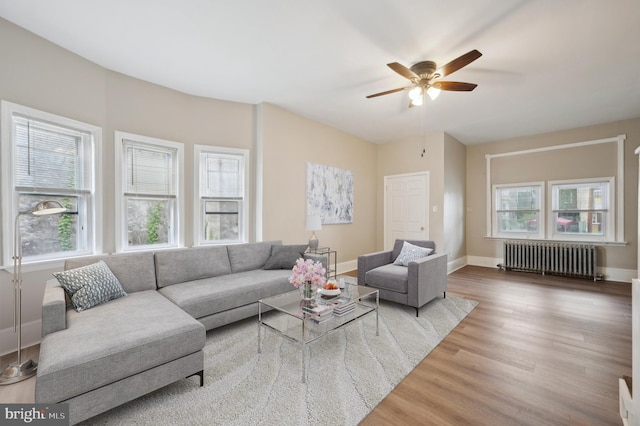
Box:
306;215;322;231
32;200;66;216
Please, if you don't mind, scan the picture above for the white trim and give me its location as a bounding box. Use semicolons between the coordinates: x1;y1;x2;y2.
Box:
547;176;615;242
0;318;41;357
485;135;625;159
336;259;357;275
193;144;250;246
485;134;625;242
617;135;625;242
255;104;263;242
492;181;545;239
114;131;185;252
1;100;102;266
486;154;492;236
448;255;467;274
464;256;634;283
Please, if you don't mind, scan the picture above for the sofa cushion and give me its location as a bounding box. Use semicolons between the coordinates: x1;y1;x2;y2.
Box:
263;244;308;270
53;261;127;312
64;252;157;293
158;269;292;319
154;246;232;288
365;264;408;294
227;241;280;273
393;241;433;266
35;290;205;404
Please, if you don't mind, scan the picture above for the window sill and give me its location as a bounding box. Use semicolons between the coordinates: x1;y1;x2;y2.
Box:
483;236;627;247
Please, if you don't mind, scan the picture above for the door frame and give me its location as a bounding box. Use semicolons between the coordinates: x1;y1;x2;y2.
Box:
383;171;430;250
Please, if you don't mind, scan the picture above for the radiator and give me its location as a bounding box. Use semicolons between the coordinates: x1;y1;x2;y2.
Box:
502;241;599;281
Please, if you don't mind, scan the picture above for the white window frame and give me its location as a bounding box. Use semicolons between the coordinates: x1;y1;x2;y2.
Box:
114;131;184;252
547;177;615;242
492;182;545;239
1;100;102;267
193;145;249;245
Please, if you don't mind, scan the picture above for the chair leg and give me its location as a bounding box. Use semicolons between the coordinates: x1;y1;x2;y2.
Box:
444;291;446;298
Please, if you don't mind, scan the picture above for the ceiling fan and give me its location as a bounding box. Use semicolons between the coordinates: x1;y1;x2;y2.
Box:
366;49;482;106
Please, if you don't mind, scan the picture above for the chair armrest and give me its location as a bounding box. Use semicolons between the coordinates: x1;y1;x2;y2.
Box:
407;252;448;308
357;250;393;286
42;279;66;337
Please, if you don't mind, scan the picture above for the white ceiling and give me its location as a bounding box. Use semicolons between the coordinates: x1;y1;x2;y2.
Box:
1;0;639;145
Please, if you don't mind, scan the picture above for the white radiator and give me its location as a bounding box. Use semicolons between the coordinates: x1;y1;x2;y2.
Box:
502;241;599;281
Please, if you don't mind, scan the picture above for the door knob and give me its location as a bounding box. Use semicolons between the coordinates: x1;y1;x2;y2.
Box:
420;226;424;231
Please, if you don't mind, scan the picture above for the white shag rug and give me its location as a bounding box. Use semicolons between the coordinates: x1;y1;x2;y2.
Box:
82;294;477;425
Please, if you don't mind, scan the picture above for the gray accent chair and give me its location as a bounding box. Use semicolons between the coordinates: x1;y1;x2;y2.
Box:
357;239;448;316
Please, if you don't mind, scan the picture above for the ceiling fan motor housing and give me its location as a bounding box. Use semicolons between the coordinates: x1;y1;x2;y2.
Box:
410;61;438;80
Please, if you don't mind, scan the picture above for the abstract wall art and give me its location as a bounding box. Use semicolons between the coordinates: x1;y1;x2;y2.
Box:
306;162;353;224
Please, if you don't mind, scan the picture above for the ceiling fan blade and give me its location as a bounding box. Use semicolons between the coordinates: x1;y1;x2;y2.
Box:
438;49;482;77
433;81;478;91
387;62;419;80
366;87;409;98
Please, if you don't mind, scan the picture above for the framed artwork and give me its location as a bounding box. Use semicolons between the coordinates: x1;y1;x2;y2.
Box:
306;162;353;224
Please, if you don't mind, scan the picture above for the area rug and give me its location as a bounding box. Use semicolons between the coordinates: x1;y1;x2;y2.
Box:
82;294;477;425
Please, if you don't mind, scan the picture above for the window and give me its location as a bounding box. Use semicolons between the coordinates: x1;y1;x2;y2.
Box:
1;101;101;265
493;183;544;238
115;132;183;252
549;178;613;241
194;145;248;245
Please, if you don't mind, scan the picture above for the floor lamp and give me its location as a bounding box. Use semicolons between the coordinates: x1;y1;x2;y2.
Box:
0;200;66;385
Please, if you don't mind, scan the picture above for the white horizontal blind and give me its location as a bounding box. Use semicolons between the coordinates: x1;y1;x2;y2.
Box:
13;116;88;192
124;140;176;198
199;152;243;199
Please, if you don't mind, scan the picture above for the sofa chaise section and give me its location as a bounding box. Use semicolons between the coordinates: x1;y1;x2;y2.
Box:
36;252;206;425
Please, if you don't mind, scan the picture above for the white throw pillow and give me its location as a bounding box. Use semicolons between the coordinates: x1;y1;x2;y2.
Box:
393;242;433;266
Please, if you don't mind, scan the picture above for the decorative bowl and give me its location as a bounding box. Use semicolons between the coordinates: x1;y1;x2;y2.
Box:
320;288;341;297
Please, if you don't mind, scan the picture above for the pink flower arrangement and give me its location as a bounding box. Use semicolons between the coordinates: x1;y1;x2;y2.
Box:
289;258;327;289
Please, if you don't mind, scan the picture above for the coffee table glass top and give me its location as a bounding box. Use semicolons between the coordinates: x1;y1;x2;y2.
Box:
258;283;378;344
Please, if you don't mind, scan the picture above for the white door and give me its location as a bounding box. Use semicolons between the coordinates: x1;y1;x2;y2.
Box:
384;172;429;250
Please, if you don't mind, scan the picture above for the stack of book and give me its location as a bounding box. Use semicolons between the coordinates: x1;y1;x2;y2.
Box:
333;301;356;317
301;303;333;323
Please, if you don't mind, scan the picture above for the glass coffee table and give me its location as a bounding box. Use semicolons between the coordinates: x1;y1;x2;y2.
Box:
258;283;379;382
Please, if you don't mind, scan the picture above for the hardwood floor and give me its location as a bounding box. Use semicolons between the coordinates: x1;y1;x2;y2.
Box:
360;266;631;426
0;266;631;425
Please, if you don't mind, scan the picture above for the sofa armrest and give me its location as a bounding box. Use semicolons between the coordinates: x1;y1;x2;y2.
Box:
42;279;66;337
407;252;448;309
357;250;393;286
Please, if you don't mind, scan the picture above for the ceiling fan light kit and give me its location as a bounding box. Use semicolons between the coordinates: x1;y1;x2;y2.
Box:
366;49;482;105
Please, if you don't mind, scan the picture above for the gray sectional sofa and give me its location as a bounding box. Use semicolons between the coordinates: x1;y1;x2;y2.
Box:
36;241;310;424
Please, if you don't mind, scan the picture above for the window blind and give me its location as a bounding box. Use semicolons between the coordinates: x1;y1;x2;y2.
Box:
199;152;243;199
13;116;88;192
124;140;176;198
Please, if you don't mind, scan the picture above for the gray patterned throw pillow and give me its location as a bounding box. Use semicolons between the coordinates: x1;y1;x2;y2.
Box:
53;260;127;312
393;241;433;266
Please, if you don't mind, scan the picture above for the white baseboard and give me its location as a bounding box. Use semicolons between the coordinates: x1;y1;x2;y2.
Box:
0;319;41;357
467;256;503;269
337;259;357;275
466;255;634;283
448;256;467;274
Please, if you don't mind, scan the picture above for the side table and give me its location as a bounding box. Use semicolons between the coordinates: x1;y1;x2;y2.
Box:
307;247;337;279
